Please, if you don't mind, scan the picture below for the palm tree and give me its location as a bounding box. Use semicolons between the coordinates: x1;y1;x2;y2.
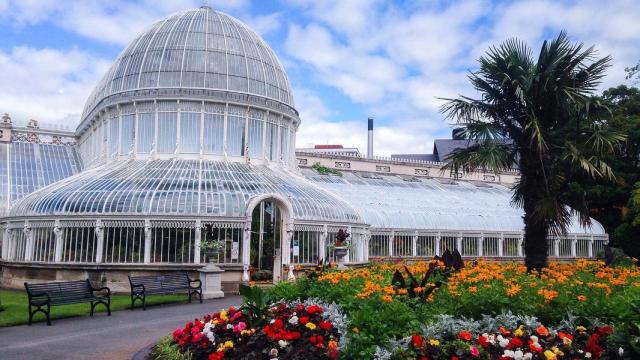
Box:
440;32;624;271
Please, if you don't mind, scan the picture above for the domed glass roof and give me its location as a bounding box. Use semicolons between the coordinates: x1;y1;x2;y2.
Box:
82;6;294;122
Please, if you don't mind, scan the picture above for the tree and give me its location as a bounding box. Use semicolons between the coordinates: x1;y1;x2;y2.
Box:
626;60;640;83
573;86;640;238
440;32;624;271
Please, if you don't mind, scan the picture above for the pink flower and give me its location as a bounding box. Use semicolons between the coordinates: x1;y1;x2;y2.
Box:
470;345;480;357
234;321;247;333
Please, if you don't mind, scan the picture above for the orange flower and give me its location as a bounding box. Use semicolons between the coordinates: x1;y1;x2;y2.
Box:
469;286;478;294
459;330;472;341
506;284;522;297
381;295;393;303
536;325;549;337
577;295;587;302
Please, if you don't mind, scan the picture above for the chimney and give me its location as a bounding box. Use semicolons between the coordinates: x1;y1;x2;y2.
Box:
367;117;374;158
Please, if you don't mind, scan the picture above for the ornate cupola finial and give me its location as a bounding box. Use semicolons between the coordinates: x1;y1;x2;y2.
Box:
1;113;11;124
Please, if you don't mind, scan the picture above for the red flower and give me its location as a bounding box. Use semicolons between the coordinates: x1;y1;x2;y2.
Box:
509;337;523;348
528;342;543;353
477;335;488;348
307;305;323;315
458;331;472;341
499;327;511;336
299;316;310;325
412;335;424;348
557;332;573;341
587;333;604;357
172;328;183;340
596;326;613;335
319;321;333;331
208;351;225;360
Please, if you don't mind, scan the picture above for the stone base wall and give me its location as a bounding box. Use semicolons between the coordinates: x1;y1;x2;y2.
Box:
0;261;244;294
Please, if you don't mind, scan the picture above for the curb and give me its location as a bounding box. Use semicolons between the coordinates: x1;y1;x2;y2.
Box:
132;343;155;360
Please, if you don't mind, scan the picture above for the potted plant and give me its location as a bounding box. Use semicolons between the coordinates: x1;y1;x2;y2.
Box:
200;239;225;264
332;229;350;269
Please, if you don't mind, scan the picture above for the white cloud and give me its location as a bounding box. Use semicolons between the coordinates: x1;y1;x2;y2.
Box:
0;46;109;127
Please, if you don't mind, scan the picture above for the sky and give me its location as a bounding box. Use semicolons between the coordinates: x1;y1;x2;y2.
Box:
0;0;639;156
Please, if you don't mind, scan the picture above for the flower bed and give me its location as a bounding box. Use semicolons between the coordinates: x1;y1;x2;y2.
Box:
171;300;344;359
267;260;640;358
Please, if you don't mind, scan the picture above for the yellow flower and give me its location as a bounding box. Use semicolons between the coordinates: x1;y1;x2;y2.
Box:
224;340;234;349
429;339;440;346
220;310;228;321
576;326;587;332
544;349;556;360
306;322;317;330
514;325;525;337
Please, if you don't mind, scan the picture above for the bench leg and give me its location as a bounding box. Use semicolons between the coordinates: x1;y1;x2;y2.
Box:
28;303;51;326
198;289;203;303
90;301;94;316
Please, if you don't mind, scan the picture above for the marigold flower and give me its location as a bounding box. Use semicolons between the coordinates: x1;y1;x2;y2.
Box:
381;295;393;303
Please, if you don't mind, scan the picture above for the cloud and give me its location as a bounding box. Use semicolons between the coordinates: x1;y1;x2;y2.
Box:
0;46;109;126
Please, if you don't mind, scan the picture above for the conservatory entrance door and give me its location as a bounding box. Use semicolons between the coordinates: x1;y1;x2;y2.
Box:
250;200;282;283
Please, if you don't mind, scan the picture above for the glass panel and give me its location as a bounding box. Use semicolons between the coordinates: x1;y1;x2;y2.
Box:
119;115;135;154
248;118;263;158
203;113;224;154
180;112;201;153
109;117;119;156
157;112;177;153
226;115;245;156
137;113;154;153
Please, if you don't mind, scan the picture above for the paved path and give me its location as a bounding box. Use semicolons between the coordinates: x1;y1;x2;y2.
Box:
0;296;241;360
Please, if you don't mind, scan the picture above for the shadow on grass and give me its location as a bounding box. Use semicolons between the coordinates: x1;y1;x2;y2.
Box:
0;289;191;327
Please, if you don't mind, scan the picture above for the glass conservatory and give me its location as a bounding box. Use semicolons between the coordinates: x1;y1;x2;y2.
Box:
0;5;607;289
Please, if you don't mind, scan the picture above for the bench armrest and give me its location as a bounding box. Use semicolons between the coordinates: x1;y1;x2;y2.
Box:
188;278;202;288
92;286;111;297
28;291;50;304
130;282;146;293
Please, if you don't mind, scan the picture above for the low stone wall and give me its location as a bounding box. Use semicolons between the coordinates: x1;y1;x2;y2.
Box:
0;261;244;294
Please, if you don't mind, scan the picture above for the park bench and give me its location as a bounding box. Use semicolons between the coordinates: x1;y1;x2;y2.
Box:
24;279;111;326
128;272;202;310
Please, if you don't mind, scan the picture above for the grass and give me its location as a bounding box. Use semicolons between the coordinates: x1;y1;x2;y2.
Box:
0;289;190;327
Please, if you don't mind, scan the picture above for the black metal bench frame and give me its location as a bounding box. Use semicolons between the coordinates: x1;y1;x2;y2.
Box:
24;279;111;326
128;272;202;310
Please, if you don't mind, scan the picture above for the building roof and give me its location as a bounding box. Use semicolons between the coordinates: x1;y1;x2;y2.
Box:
81;6;294;125
302;169;605;235
8;160;361;224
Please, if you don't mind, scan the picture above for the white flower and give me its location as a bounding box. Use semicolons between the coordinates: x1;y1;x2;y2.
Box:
278;340;289;348
498;335;510;348
585;352;592;358
514;350;524;360
226;324;234;330
487;334;496;344
289;316;299;325
523;353;533;360
529;335;538;344
503;350;514;358
270;319;276;324
619;347;624;356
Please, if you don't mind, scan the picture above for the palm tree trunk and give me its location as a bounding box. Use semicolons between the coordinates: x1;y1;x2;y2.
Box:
523;199;549;271
520;152;550;271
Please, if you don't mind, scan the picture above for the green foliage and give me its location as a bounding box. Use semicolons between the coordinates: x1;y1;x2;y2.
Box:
239;284;268;327
150;336;190;360
595;246;636;267
0;289;189;326
311;162;342;176
440;32;624;270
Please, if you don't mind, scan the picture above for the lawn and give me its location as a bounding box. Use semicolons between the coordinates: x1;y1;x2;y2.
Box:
0;289;190;327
